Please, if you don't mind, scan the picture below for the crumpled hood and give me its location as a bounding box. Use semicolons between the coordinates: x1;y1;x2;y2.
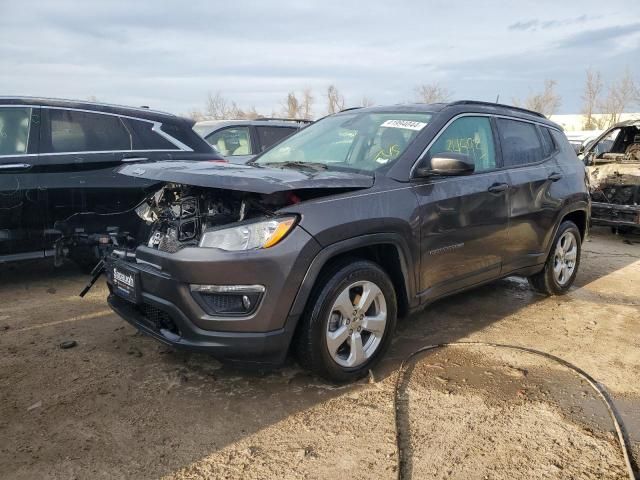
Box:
118;160;374;195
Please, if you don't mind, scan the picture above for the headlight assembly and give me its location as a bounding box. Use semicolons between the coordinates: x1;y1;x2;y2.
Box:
198;216;297;251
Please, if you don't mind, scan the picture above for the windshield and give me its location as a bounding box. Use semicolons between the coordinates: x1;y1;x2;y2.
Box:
254;112;432;171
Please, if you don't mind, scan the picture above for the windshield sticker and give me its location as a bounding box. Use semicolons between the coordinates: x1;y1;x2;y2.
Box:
381;119;428;131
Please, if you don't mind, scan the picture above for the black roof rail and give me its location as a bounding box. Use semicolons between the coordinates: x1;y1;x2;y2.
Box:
338;107;363;113
447;100;547;119
254;117;312;123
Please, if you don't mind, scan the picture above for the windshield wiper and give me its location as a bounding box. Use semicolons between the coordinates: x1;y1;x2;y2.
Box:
262;161;328;171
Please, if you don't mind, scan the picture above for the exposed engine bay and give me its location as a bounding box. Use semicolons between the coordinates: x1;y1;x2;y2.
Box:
135;184;300;253
584;122;640;229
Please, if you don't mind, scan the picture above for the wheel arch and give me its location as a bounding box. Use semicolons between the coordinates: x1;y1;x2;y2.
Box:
544;203;590;257
288;234;417;322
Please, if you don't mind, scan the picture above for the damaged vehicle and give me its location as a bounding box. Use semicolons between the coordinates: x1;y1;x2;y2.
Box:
105;101;590;382
0;97;222;269
581;120;640;232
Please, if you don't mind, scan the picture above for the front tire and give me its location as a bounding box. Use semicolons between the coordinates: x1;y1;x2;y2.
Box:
295;259;397;383
528;221;581;295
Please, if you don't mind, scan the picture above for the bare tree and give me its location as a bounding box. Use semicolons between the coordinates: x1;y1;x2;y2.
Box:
360;96;375;107
581;69;603;130
241;106;260;120
327;85;345;114
414;83;451;103
301;88;314;120
203;92;260;120
281;91;302;118
513;79;561;117
599;69;637;127
185;109;206;121
205;92;232;119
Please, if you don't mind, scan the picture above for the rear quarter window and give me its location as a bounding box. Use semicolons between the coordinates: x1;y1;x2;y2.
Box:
160;121;211;152
125;118;177;150
539;127;556;157
496;118;545;166
550;130;576;157
256;126;297;151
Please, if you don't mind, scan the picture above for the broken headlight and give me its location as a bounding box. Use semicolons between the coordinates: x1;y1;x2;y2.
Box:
198;216;296;251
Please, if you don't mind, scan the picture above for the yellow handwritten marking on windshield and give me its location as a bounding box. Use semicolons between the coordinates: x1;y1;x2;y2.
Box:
374;144;401;162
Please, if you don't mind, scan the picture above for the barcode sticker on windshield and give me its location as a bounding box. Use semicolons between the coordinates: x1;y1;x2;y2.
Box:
381;119;428;131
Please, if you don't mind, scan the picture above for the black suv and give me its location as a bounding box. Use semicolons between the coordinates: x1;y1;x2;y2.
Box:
0;97;221;267
105;101;590;382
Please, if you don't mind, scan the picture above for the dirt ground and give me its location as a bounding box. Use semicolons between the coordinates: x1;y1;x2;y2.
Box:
1;227;639;479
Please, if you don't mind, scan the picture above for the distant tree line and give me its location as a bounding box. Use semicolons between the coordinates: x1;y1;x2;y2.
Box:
184;68;639;130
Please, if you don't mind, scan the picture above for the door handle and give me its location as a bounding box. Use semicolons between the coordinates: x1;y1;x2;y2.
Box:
0;163;32;170
548;172;563;182
488;182;509;193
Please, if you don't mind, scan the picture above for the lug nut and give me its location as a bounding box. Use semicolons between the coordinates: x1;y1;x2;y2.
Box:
346;318;350;325
349;329;353;334
357;327;361;332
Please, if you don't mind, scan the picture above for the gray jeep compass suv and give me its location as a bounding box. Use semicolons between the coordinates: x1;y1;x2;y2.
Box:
105;101;590;382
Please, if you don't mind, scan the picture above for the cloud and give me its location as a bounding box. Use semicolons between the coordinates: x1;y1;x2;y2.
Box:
557;22;640;48
508;14;593;32
0;0;638;116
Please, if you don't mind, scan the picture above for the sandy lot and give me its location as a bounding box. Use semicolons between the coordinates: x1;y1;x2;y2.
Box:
1;227;638;479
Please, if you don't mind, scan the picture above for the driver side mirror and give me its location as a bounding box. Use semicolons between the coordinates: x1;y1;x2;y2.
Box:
414;152;475;178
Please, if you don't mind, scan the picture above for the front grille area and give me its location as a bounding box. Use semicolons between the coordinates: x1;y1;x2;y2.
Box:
136;302;181;336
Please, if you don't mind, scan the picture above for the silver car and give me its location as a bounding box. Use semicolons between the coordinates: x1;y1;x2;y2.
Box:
193;118;311;163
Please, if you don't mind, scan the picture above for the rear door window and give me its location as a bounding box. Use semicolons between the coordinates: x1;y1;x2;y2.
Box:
0;107;31;155
428;116;497;172
256;126;297;152
45;109;132;153
206;127;252;156
496;118;545;167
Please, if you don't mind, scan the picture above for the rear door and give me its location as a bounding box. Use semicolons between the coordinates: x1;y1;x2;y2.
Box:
497;118;565;271
0;105;43;259
36;108;161;248
413;115;510;298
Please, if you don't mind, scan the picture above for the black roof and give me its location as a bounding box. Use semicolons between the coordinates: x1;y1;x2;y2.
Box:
340;100;561;129
0;96;187;124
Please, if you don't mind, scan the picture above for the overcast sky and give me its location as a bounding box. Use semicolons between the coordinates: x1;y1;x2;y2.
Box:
1;0;639;117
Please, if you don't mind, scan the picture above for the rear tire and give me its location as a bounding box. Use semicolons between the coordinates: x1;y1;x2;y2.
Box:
528;221;581;295
294;259;397;383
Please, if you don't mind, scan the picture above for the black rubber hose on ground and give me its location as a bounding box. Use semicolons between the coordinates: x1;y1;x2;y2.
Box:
393;342;638;480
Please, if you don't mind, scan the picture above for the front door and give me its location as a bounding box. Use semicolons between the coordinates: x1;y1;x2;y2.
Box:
0;106;43;260
412;115;510;300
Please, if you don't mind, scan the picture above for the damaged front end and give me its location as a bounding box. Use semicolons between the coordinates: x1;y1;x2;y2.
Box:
588;162;640;229
115;160;373;255
584;122;640;231
135;184;300;254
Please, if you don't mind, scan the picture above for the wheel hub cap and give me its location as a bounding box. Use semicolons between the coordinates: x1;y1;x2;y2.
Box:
325;280;387;368
553;231;578;286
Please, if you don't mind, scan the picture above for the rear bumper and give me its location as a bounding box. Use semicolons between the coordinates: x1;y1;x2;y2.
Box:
591;201;640;228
